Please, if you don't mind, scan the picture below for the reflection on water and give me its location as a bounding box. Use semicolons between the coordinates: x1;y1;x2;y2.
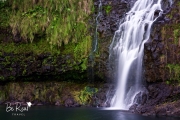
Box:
0;106;179;120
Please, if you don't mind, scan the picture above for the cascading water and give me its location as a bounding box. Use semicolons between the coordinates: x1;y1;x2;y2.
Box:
109;0;165;109
93;0;102;52
88;0;102;82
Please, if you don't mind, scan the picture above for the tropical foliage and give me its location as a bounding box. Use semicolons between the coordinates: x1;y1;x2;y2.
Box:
8;0;93;47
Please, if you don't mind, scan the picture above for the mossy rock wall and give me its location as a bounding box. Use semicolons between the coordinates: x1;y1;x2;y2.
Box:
0;0;92;81
92;0;129;81
144;0;180;83
0;51;89;81
0;81;116;107
0;82;100;106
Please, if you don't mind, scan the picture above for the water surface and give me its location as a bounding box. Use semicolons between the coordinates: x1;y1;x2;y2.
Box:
0;106;179;120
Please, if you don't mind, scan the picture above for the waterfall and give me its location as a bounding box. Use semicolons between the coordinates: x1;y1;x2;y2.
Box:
93;0;102;52
109;0;164;109
88;0;102;82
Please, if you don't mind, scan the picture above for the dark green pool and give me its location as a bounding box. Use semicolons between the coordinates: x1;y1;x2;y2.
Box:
0;106;179;120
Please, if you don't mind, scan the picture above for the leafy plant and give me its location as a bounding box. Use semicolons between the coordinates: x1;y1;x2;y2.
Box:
79;86;98;105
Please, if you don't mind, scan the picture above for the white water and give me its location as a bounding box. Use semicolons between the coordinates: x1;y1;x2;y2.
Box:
110;0;164;110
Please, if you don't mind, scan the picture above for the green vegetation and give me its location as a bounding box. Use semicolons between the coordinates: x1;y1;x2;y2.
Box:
79;86;98;104
0;1;10;28
178;1;180;6
0;0;92;54
0;82;100;106
173;29;180;44
73;86;98;105
63;34;91;59
0;0;93;72
0;40;60;54
0;76;5;81
8;0;93;47
167;64;180;82
161;24;180;45
103;5;112;14
0;90;5;102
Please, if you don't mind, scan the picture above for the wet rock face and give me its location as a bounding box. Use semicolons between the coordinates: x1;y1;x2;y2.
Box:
130;1;180;116
93;0;131;81
144;0;180;82
94;0;129;38
91;83;115;107
130;83;180;116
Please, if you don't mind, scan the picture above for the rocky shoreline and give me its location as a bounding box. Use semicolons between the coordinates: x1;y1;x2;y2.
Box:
0;81;180;117
130;82;180;117
0;82;114;108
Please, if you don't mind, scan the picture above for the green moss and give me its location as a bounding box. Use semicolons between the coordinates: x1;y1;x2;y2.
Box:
161;27;166;40
0;39;60;55
0;0;93;72
167;64;180;82
4;56;11;65
0;76;5;81
79;86;98;104
0;1;11;28
161;21;180;45
80;58;88;71
8;0;93;47
103;5;112;14
178;1;180;6
22;69;26;76
166;81;170;85
62;35;92;71
173;29;180;44
0;1;92;72
0;90;5;102
9;67;13;71
9;76;15;80
73;86;98;105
